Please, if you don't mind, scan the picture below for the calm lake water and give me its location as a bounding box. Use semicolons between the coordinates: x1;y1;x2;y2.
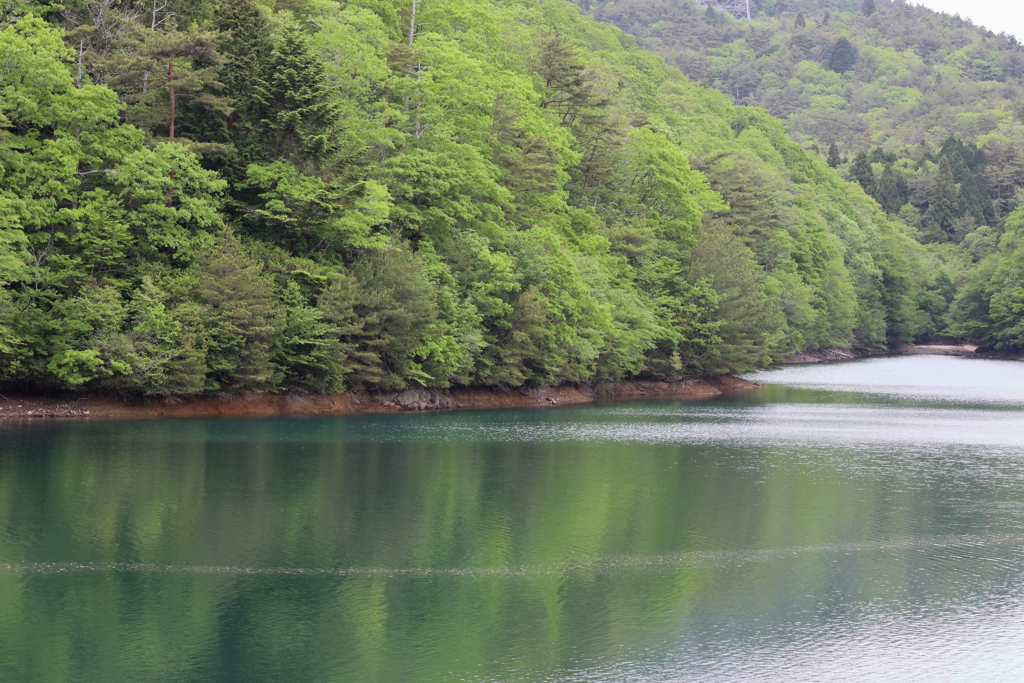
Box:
3;355;1024;682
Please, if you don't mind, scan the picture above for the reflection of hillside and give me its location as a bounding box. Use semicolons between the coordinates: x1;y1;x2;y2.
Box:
3;375;1024;681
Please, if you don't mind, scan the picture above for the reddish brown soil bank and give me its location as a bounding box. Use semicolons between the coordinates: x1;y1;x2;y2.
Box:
0;376;759;421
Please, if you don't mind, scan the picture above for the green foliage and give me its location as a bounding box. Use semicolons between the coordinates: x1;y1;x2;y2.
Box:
949;205;1024;349
851;151;874;194
827;141;841;168
828;37;857;74
586;0;1024;238
0;0;974;396
104;25;231;144
925;157;959;242
250;21;343;168
688;221;783;372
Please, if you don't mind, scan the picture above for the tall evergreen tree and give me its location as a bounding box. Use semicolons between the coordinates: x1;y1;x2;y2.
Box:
862;0;876;17
107;26;230;142
827;141;841;168
875;163;903;214
535;33;604;125
827;37;857;74
852;151;874;194
794;12;805;29
249;24;341;169
210;0;273;168
927;157;960;242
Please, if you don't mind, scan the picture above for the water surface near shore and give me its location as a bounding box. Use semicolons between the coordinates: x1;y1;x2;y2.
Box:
2;356;1024;682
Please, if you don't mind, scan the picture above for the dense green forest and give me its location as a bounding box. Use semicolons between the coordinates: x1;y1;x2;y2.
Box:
581;0;1024;351
588;0;1024;235
0;0;1017;396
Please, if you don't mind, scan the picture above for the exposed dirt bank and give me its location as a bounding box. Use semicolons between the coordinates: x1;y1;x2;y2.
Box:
782;344;983;364
0;375;758;421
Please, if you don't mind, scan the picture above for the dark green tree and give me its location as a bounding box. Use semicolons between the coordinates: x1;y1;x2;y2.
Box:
862;0;876;17
827;142;841;168
828;37;857;74
794;12;805;29
851;151;875;194
249;23;341;168
535;33;605;125
191;231;287;391
107;26;230;142
687;220;783;373
926;157;960;242
204;0;274;170
874;163;903;214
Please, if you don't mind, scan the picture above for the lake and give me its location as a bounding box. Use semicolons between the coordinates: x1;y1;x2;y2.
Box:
2;355;1024;682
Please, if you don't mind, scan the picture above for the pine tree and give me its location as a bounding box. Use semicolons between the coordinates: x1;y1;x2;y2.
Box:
192;231;287;391
822;11;830;25
535;33;604;125
828;38;857;74
939;137;995;227
794;12;806;29
862;0;876;17
827;142;841;168
107;26;230;142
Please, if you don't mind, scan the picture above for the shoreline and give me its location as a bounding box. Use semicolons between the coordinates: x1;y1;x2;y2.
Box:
0;375;758;421
778;344;1012;364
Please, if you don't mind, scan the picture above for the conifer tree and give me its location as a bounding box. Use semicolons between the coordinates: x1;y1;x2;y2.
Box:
862;0;876;17
927;157;960;242
249;23;341;168
108;26;230;142
827;142;841;168
828;38;857;74
211;0;273;166
535;33;603;125
852;151;874;194
794;12;805;29
875;163;902;214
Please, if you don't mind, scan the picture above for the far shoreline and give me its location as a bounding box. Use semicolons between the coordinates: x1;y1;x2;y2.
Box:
0;375;758;421
6;347;1020;422
779;344;1024;364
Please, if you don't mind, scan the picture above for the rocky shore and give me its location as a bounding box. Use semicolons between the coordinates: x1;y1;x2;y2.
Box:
0;375;758;421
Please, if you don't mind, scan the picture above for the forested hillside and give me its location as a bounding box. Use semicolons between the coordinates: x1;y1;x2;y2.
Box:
0;0;995;396
587;0;1024;233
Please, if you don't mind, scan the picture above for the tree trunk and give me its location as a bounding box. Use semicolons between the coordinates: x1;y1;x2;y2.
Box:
76;39;84;89
408;0;419;47
167;59;176;139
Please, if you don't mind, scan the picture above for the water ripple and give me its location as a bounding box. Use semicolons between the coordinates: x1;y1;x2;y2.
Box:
5;532;1022;578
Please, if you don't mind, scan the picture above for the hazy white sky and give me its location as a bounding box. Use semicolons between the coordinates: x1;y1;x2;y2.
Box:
912;1;1024;41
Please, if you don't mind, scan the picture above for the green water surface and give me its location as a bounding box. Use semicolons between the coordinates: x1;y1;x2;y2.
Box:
2;355;1024;682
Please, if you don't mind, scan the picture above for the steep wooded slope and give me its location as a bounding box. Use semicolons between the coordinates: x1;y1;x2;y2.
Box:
0;0;946;394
